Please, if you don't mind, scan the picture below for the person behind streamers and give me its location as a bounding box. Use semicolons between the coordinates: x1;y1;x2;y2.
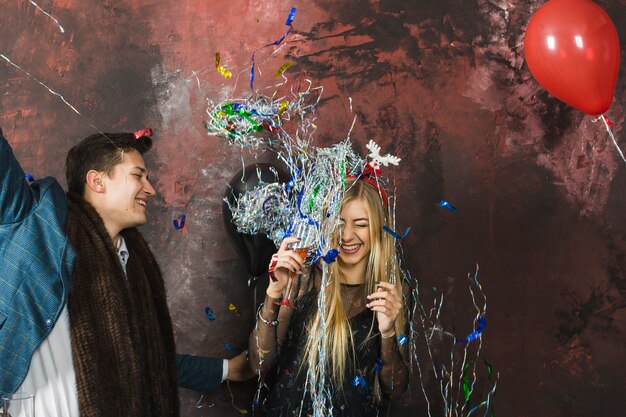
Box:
249;172;409;417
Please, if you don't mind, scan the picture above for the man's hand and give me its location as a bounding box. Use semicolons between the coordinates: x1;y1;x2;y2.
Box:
226;350;256;381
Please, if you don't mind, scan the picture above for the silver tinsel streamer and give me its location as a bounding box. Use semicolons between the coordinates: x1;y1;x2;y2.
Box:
209;67;496;416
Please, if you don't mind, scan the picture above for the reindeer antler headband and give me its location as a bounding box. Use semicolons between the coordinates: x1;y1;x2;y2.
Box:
348;140;401;206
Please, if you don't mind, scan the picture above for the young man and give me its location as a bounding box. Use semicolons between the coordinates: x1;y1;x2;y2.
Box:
0;127;251;417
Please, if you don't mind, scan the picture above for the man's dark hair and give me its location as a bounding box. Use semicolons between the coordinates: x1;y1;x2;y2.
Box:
65;132;153;195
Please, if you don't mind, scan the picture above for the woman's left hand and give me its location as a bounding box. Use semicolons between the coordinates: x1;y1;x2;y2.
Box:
366;281;402;338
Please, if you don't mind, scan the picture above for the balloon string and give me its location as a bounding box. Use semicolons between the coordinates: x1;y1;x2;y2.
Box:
596;115;626;165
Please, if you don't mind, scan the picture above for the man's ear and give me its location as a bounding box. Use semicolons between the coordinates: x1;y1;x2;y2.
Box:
85;170;105;193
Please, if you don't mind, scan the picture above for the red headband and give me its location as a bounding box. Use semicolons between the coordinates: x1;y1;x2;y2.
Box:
133;128;153;140
348;163;388;206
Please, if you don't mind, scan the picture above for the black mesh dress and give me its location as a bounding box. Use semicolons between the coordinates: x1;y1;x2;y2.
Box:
251;280;408;417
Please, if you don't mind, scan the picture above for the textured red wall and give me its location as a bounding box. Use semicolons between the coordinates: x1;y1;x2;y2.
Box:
1;1;625;416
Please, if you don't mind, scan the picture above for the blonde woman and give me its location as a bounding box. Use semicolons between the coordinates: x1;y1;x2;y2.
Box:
249;178;409;417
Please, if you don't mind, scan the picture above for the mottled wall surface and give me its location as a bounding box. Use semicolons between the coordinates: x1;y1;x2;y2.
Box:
1;0;625;416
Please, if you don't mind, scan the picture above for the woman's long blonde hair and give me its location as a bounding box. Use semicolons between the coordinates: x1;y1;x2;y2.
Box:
300;179;405;387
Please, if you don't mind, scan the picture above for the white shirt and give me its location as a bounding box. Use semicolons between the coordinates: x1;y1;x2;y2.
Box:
15;236;226;417
15;305;78;417
13;237;129;417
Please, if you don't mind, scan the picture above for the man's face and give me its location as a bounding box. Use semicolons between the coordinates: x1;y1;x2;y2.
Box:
99;149;155;232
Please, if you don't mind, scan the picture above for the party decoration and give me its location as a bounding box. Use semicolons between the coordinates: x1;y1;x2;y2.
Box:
0;53;120;151
596;114;626;164
366;140;401;168
28;0;65;33
223;163;288;279
215;52;233;79
249;7;297;90
351;375;366;391
1;53;81;116
226;381;249;414
383;225;411;240
439;200;457;212
213;71;404;416
455;316;487;344
484;359;494;380
274;62;293;77
374;358;383;373
205;99;283;149
412;265;498;417
524;0;620;115
600;115;614;128
173;214;186;230
229;303;241;316
133;128;153;139
195;394;214;409
317;248;339;264
204;307;215;321
461;362;472;403
224;342;241;351
208;26;497;416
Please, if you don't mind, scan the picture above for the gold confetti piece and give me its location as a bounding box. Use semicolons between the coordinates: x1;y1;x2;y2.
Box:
274;62;293;77
278;100;288;116
215;52;232;79
229;303;241;316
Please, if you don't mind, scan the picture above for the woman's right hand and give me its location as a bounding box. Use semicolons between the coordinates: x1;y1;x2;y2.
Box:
266;237;305;299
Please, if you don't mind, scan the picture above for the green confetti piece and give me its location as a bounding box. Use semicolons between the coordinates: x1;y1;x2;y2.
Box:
484;358;493;380
309;185;321;212
461;362;472;403
340;162;346;188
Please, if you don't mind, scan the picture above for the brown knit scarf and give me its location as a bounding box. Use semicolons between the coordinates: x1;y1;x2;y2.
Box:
65;192;179;417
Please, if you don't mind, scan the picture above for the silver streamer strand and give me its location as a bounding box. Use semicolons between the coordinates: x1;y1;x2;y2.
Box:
28;0;65;33
0;53;123;153
408;265;498;417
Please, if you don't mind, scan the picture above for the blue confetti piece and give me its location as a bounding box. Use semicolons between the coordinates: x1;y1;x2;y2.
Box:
374;358;383;373
455;316;487;344
224;343;235;351
173;214;186;230
24;173;34;182
294;189;320;228
321;248;340;264
250;7;297;91
397;335;408;346
284;178;296;193
383;225;411;240
439;200;457;212
285;7;296;25
352;375;366;390
250;59;256;90
262;195;278;214
271;13;295;46
205;307;215;321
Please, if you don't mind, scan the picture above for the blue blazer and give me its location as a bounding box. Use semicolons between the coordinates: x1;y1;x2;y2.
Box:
0;127;76;396
1;128;225;396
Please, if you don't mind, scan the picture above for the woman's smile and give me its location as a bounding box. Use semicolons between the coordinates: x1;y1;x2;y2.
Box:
340;242;363;255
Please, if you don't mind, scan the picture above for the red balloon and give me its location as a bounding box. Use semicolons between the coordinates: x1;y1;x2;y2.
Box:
524;0;620;115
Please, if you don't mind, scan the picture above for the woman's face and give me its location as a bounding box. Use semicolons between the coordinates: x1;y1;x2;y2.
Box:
338;198;371;270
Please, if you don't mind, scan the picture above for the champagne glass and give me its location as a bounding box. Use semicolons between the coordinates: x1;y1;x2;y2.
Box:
2;393;34;417
279;220;315;308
